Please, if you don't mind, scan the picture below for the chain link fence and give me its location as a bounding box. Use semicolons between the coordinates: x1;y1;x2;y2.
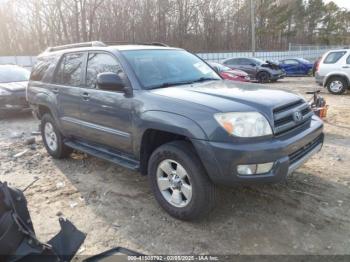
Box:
0;44;347;68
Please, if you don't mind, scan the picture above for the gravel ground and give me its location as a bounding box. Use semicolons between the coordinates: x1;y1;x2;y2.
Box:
1;77;350;257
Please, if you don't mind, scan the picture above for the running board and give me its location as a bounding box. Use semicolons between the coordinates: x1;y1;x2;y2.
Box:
64;140;140;171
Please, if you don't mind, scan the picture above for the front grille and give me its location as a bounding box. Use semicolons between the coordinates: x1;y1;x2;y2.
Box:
289;135;323;164
273;100;313;136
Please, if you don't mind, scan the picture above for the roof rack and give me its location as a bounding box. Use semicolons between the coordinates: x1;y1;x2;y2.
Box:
104;41;169;47
45;41;107;52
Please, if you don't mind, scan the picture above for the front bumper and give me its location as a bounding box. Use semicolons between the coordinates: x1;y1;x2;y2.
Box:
271;72;286;80
0;93;30;112
191;116;323;185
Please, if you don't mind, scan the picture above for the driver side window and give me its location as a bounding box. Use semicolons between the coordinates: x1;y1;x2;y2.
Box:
86;53;123;89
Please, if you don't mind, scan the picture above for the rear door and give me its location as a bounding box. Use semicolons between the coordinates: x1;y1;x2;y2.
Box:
78;52;133;154
52;52;87;135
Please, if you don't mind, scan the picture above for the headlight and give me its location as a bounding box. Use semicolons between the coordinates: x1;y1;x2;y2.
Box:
0;89;11;96
214;112;272;137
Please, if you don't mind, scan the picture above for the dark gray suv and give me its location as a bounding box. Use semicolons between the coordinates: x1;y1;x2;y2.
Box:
27;42;323;220
222;57;285;83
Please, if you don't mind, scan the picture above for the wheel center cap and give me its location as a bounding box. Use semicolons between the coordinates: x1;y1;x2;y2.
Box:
170;175;181;188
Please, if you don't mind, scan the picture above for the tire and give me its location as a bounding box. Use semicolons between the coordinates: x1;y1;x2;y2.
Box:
257;71;270;83
148;141;216;220
327;77;347;95
41;113;72;159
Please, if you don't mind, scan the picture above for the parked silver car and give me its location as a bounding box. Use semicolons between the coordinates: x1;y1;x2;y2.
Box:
315;49;350;95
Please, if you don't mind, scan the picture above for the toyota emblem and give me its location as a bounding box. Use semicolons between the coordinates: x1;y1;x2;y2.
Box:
293;111;303;122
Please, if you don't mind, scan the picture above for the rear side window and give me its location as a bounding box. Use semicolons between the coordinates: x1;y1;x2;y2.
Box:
347;56;350;64
323;51;346;64
283;59;299;65
54;53;85;86
30;55;59;82
224;58;239;65
86;53;123;89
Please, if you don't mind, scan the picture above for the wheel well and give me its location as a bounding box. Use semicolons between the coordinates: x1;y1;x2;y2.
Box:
139;129;188;175
37;105;52;119
326;75;349;87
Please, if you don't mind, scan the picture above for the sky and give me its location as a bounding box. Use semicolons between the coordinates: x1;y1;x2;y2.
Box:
324;0;350;10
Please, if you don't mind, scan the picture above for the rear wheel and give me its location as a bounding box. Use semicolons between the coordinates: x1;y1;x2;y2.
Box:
327;77;347;95
41;113;72;158
257;71;270;83
148;141;216;220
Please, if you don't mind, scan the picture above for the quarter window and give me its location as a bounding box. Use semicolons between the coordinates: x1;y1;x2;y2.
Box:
324;51;346;64
86;53;123;89
54;53;85;86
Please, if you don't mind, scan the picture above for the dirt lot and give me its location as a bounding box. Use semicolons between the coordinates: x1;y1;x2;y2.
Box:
1;77;350;256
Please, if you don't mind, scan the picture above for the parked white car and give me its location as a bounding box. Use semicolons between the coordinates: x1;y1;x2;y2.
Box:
315;49;350;95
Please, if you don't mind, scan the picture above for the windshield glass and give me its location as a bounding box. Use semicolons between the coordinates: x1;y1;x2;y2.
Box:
121;49;221;89
0;66;30;83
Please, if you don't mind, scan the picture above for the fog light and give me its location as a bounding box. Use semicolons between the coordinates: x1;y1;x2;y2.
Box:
237;162;274;175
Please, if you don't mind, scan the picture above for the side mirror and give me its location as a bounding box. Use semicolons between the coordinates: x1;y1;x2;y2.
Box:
97;72;125;92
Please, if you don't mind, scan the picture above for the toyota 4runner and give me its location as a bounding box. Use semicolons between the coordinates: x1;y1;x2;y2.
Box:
27;42;324;220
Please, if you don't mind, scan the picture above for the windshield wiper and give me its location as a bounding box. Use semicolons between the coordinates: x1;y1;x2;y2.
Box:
190;77;220;83
148;81;194;90
148;77;220;90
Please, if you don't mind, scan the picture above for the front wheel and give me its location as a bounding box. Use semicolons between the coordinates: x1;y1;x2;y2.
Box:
257;71;270;83
148;141;216;220
41;113;72;159
327;77;347;95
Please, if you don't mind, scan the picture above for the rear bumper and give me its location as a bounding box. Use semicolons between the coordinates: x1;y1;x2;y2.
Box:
315;73;324;86
191;116;323;185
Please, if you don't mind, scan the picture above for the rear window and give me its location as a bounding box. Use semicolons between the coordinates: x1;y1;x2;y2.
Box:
323;51;346;64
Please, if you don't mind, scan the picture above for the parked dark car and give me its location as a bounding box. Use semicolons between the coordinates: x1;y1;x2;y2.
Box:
209;62;250;82
0;65;30;115
222;57;285;83
279;58;313;76
27;42;324;220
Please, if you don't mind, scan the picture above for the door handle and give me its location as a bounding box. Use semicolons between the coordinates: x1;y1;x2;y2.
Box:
52;88;59;94
82;92;90;101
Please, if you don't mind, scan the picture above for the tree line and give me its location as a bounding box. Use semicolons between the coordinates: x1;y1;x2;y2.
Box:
0;0;349;55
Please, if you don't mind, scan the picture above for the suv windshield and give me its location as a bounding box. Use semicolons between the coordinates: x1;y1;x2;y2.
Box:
0;66;30;83
121;49;221;89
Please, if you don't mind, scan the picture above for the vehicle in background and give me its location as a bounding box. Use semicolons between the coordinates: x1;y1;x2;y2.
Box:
0;65;31;115
222;57;285;83
208;62;250;82
279;58;313;76
315;49;350;95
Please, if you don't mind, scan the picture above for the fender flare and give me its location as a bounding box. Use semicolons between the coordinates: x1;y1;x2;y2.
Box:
133;110;208;155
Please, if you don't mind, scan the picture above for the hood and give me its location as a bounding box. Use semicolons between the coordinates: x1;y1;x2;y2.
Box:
0;81;28;92
150;80;302;117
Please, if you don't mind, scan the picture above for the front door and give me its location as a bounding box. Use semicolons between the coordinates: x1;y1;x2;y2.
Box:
78;52;134;154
